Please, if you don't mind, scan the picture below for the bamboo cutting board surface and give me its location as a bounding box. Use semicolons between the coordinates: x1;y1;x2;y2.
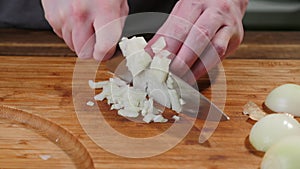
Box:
0;29;300;169
0;56;299;169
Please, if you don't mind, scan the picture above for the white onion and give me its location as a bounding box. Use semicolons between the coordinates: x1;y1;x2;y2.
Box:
249;114;300;152
265;84;300;117
261;135;300;169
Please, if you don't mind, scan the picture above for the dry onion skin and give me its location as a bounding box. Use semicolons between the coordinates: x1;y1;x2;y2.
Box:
265;84;300;117
261;135;300;169
243;101;266;121
249;113;300;152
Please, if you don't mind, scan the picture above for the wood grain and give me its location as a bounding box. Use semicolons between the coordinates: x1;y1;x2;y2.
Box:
230;32;300;59
0;29;76;57
0;55;299;168
0;106;94;169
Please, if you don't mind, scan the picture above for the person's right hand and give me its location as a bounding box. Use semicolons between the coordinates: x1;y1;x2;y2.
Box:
147;0;248;85
41;0;129;60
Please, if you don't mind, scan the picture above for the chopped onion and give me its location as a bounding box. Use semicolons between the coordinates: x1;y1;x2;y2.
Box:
156;50;171;58
172;115;180;122
168;89;182;112
86;101;95;107
125;50;152;77
88;80;108;89
153;114;168;123
143;113;156;123
151;37;166;54
249;113;300;152
118;109;139;118
89;36;184;123
150;56;172;83
119;36;147;57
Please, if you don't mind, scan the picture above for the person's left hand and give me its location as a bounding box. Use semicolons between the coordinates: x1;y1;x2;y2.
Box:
147;0;248;84
41;0;129;61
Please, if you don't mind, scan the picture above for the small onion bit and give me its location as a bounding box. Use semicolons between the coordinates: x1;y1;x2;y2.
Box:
243;101;266;121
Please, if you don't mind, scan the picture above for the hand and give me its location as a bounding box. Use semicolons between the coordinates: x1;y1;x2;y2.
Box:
41;0;129;60
147;0;248;84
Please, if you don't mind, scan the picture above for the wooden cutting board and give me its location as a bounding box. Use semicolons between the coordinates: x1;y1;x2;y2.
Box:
0;56;299;169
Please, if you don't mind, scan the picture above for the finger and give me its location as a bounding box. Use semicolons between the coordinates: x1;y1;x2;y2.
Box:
211;26;233;59
146;1;204;56
53;28;62;38
72;22;94;59
62;24;74;51
183;27;233;85
93;16;125;61
170;8;224;77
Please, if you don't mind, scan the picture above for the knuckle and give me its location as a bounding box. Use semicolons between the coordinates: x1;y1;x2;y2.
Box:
71;1;88;22
219;0;231;13
197;25;210;38
214;43;227;57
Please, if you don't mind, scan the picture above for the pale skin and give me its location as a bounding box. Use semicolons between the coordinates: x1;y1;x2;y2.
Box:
41;0;248;84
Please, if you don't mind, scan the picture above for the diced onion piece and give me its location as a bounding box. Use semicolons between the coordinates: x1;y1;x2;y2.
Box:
118;109;139;118
168;89;182;113
156;50;171;58
126;50;152;77
166;75;175;89
119;36;147;57
109;77;127;86
143;113;156;123
147;98;154;114
179;98;186;105
39;155;51;161
86;101;95;107
88;80;108;89
249;114;300;152
243;101;266;121
132;70;148;91
172;115;180;122
265;84;300;117
151;37;166;54
261;135;300;169
109;83;122;103
122;101;142;112
126;87;147;107
153;115;168;123
150;56;171;82
147;81;171;108
133;69;171;108
111;103;124;110
151;107;160;115
141;100;150;116
94;92;106;101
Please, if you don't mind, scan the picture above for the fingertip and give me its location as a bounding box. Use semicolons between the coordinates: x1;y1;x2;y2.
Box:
72;24;94;59
103;46;116;61
53;28;62;38
93;45;116;61
62;26;75;52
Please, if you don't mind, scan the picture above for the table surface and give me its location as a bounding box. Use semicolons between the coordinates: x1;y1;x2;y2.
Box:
0;29;300;169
